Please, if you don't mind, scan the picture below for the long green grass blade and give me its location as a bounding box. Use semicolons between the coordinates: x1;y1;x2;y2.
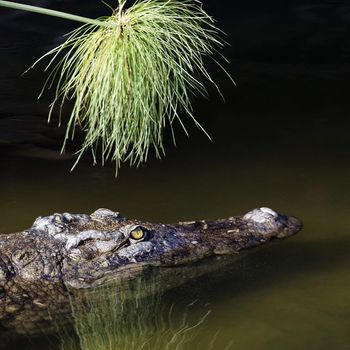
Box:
0;0;108;26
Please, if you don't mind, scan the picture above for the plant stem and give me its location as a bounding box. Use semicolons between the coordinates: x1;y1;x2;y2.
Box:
0;0;109;27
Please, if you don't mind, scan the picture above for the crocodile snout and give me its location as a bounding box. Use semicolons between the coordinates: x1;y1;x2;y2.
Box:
243;207;302;239
277;215;303;238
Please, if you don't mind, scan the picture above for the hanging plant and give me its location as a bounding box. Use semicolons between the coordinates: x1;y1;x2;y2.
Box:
0;0;233;173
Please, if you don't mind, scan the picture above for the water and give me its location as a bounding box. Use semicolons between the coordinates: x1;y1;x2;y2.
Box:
1;1;350;349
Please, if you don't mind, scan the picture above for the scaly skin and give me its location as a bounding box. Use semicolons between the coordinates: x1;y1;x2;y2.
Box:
0;207;301;334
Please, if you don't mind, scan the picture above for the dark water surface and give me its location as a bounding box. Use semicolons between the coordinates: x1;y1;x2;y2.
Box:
1;0;350;349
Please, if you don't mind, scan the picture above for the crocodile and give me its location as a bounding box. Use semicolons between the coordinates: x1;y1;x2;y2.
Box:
0;207;301;336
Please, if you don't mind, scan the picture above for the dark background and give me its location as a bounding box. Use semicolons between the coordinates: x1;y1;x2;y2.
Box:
0;0;349;167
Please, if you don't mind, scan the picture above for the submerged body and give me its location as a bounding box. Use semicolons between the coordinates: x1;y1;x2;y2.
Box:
0;207;301;334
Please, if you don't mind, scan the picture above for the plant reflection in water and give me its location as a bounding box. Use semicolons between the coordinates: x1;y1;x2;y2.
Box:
57;274;232;350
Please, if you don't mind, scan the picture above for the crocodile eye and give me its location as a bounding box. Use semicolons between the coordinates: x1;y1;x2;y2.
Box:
130;227;145;241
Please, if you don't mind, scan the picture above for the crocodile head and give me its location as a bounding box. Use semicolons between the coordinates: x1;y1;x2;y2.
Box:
26;207;301;289
0;206;302;336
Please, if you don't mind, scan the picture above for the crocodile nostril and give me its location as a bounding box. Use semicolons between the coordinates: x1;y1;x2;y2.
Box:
243;207;278;223
260;207;278;217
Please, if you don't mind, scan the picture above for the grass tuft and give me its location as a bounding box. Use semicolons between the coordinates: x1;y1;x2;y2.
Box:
35;0;232;173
